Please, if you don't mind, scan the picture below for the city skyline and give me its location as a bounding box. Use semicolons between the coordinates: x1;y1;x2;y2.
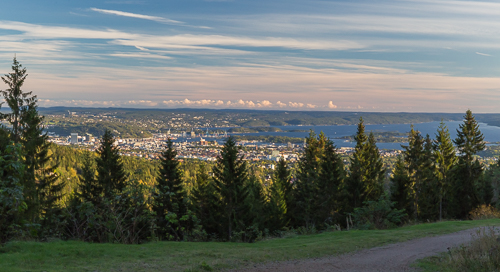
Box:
1;0;499;112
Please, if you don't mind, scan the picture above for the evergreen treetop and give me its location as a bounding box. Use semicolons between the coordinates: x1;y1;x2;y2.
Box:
96;129;127;199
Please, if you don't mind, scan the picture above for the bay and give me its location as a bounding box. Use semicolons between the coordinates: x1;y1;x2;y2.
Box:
200;121;500;150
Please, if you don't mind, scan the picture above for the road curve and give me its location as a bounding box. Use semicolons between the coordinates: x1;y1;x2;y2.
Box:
230;228;478;272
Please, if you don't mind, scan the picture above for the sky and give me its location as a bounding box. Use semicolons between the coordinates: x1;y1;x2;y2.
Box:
0;0;499;112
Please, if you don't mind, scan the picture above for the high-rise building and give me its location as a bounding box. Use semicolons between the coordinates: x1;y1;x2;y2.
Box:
71;133;78;144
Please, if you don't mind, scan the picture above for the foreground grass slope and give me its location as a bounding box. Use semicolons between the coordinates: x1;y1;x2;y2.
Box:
1;219;499;272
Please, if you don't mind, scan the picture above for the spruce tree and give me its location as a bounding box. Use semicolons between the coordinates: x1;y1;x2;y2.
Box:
212;136;250;241
390;155;412;215
316;139;345;227
402;126;424;220
191;164;219;235
345;117;369;211
293;130;325;228
76;152;101;205
0;143;25;243
266;158;290;231
417;134;438;221
1;58;64;226
152;138;186;240
433;121;457;220
451;110;485;218
364;132;385;202
96;129;127;199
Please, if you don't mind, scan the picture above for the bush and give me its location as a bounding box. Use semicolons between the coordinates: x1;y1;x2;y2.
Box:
470;204;500;220
351;194;407;230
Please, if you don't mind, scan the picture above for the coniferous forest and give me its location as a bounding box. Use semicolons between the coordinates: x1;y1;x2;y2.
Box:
1;58;499;244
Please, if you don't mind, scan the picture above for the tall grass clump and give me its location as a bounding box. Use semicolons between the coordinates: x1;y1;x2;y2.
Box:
428;227;500;272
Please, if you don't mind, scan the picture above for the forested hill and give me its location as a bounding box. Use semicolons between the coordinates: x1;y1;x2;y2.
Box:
40;107;467;126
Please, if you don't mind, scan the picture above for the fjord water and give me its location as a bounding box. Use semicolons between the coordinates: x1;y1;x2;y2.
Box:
222;121;500;149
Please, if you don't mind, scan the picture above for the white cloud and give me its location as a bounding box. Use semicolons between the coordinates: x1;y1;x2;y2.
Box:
289;102;304;108
306;103;317;109
328;101;338;109
257;100;272;107
90;8;182;24
476;52;492;57
276;101;287;107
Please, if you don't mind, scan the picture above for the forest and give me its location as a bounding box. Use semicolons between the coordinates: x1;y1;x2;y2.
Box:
1;58;500;245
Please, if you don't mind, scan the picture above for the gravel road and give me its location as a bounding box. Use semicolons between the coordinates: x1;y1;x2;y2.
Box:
231;229;478;272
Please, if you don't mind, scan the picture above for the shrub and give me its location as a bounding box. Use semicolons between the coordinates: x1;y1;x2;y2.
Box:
351;194;407;230
470;204;500;220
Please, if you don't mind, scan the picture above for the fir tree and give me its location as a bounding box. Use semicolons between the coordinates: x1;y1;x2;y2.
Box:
433;121;457;220
212;136;250;241
96;129;127;199
451;110;485;218
152;138;186;240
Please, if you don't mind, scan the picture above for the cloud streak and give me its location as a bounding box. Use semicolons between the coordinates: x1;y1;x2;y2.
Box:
90;7;182;24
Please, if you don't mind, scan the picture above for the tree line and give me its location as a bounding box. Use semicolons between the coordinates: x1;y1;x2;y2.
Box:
0;58;496;244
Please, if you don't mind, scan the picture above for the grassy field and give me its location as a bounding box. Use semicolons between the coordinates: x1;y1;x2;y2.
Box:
1;219;500;272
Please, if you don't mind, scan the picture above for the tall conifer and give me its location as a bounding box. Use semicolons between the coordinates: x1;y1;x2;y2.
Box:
212;136;250;240
345;117;369;211
451;110;485;218
433;121;457;220
316;139;345;226
152;138;186;240
266;158;290;231
96;129;127;199
390;155;412;214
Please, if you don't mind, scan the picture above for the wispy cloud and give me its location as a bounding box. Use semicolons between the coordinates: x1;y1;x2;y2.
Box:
476;52;492;57
90;7;182;24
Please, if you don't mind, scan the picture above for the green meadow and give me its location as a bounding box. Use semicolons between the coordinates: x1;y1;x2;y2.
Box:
1;219;499;272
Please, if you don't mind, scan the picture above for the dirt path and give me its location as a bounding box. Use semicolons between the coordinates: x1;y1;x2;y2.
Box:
231;229;478;272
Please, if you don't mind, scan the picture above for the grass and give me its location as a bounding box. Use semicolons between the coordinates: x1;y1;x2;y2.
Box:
1;219;500;272
416;225;500;272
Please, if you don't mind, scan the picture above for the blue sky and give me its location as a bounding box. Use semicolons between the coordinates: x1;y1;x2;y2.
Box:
0;0;499;112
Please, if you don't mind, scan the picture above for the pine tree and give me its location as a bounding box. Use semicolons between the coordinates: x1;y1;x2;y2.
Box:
152;138;186;240
433;121;457;220
451;110;485;218
316;139;345;227
96;129;127;199
212;136;250;241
